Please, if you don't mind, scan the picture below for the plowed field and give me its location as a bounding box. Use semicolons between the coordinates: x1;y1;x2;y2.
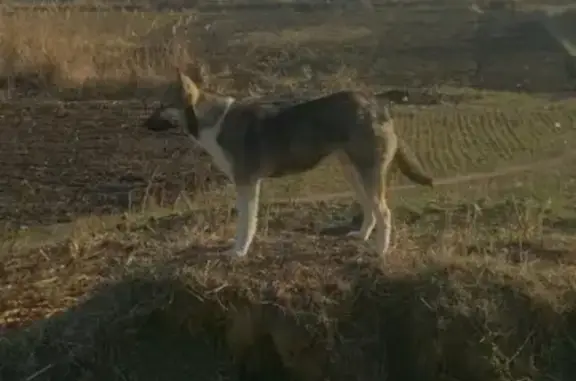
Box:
2;97;576;228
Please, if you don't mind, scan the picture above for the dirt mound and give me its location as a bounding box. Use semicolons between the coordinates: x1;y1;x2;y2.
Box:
1;249;575;381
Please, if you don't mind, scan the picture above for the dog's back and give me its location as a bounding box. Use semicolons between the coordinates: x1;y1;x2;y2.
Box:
221;91;381;180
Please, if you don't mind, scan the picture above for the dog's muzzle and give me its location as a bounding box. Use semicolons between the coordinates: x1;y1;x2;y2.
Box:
143;111;177;132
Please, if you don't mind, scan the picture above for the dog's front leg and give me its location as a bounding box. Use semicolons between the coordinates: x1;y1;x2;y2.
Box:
225;180;261;257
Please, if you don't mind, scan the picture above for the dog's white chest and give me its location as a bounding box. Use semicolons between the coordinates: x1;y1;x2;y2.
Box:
198;127;233;181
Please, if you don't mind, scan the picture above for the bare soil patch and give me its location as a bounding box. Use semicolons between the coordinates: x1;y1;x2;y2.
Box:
0;100;229;227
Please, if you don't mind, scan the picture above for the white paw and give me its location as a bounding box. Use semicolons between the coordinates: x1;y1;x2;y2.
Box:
220;248;248;258
346;230;370;241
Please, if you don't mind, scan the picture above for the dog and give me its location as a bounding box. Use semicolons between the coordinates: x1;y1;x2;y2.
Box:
143;69;434;258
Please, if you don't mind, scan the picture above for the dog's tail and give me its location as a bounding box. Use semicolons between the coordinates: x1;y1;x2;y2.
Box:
394;139;434;187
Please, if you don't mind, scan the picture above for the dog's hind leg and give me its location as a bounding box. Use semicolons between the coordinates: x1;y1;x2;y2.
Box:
225;180;261;257
347;131;396;257
357;164;392;257
336;153;376;240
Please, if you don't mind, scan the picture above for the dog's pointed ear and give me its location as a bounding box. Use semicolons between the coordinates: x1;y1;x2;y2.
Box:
176;68;201;105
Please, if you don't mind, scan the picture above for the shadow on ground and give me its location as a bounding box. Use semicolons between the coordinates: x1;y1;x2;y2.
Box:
1;249;576;381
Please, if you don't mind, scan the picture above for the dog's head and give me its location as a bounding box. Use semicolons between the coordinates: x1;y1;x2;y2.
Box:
143;69;200;133
143;69;234;138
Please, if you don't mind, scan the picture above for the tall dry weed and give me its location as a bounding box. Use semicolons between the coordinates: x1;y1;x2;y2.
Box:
0;7;193;95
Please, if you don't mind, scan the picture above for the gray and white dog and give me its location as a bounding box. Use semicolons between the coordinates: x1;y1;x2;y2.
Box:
144;70;434;258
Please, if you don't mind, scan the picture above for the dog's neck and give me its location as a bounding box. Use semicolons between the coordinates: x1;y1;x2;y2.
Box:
160;95;235;138
186;95;236;181
185;95;235;136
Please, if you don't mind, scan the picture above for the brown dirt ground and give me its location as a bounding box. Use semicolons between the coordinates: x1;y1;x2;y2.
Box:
2;93;574;229
0;100;230;228
2;201;576;381
1;97;576;380
1;105;576;378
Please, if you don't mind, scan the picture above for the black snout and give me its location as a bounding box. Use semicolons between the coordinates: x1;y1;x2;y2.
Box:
377;90;410;104
142;110;178;132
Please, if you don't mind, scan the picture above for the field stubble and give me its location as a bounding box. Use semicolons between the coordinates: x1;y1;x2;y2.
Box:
2;192;576;381
2;3;576;381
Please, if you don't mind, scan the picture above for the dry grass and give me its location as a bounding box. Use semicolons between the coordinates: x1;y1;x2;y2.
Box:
2;2;576;381
0;7;197;97
2;196;576;381
1;1;575;98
